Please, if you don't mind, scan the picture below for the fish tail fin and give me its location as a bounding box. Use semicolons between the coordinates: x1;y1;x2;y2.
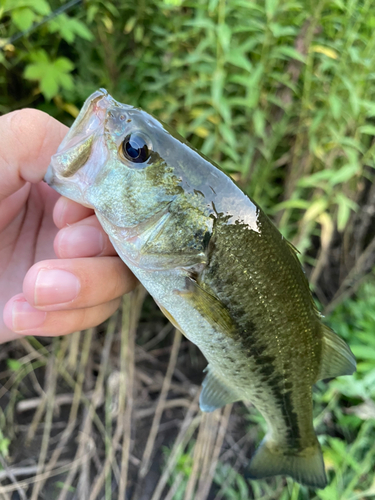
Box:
247;437;327;489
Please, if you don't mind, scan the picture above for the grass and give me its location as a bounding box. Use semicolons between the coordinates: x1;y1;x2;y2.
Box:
1;0;375;498
0;279;374;499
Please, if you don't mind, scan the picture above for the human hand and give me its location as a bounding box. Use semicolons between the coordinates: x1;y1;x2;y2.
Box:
1;109;137;343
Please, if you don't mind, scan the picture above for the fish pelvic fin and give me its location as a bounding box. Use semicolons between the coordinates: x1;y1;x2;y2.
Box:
317;325;356;381
247;437;327;489
199;366;240;412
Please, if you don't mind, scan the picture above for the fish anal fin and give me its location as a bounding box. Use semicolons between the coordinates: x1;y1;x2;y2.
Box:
174;277;236;337
317;325;356;381
200;366;240;412
247;438;327;489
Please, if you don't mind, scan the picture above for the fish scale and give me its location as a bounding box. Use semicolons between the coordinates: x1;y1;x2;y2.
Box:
44;89;356;489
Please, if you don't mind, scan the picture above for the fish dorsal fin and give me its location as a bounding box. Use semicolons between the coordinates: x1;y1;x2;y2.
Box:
317;325;356;381
200;365;240;412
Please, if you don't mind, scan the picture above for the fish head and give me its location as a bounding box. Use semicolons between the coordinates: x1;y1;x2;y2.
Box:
45;89;204;229
45;89;259;268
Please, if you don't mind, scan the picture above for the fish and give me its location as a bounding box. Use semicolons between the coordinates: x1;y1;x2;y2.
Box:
44;89;356;489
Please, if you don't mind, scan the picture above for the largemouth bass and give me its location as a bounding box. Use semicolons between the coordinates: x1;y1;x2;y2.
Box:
44;89;356;488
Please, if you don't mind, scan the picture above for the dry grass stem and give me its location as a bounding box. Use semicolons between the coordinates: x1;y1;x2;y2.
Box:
118;292;137;500
17;391;94;413
138;329;182;480
150;391;201;500
0;453;93;493
88;289;146;500
56;321;117;500
197;404;233;500
30;351;58;500
33;329;93;497
164;472;184;500
0;455;27;500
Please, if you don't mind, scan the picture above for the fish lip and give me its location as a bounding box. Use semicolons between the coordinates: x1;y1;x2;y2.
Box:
56;89;113;154
44;89;114;188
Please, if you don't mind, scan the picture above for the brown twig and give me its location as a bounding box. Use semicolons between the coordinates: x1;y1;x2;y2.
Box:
0;455;27;500
30;348;58;500
118;290;140;500
57;318;117;500
32;329;94;497
324;235;375;315
150;392;201;500
197;404;233;500
137;329;182;482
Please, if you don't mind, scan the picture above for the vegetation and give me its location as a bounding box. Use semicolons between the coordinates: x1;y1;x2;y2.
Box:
0;0;374;498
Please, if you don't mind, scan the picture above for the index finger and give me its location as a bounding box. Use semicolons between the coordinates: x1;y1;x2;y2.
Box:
0;109;68;201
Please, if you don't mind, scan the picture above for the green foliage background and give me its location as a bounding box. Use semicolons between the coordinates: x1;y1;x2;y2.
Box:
1;0;375;498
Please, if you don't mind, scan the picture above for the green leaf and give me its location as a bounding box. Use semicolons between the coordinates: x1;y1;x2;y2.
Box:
329;94;342;120
271;199;310;212
225;48;252;72
253;108;265;138
297;169;333;187
24;62;46;80
269;23;296;38
87;5;99;24
24;50;75;100
217;23;231;53
67;18;93;41
58;72;74;90
335;193;357;231
40;73;59;100
211;69;224;106
29;0;50;15
48;14;93;43
265;0;278;19
7;359;22;371
54;57;74;73
28;49;48;64
329;163;359;185
3;0;50;15
102;1;119;16
271;45;306;63
124;16;137;34
208;0;219;11
359;124;375;135
219;122;236;149
0;437;10;458
12;7;35;31
351;345;375;361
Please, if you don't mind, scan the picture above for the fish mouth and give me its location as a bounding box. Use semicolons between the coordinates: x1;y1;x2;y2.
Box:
57;89;114;152
44;89;123;198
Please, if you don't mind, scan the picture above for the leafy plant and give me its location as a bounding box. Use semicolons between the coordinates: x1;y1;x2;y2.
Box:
0;1;374;498
24;49;74;99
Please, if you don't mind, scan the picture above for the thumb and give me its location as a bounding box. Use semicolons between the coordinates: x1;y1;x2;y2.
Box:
0;109;68;202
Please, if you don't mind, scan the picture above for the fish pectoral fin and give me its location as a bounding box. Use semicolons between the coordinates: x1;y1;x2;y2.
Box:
317;325;356;381
175;277;237;335
199;366;240;412
247;437;327;489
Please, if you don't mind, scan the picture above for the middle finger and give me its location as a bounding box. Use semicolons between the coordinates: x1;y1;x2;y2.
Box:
54;214;117;258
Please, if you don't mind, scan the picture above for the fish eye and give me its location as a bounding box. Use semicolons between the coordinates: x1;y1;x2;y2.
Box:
121;134;150;164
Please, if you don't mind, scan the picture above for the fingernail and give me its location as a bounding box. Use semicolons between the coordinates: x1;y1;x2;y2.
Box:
12;298;47;332
35;269;81;306
57;225;104;258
